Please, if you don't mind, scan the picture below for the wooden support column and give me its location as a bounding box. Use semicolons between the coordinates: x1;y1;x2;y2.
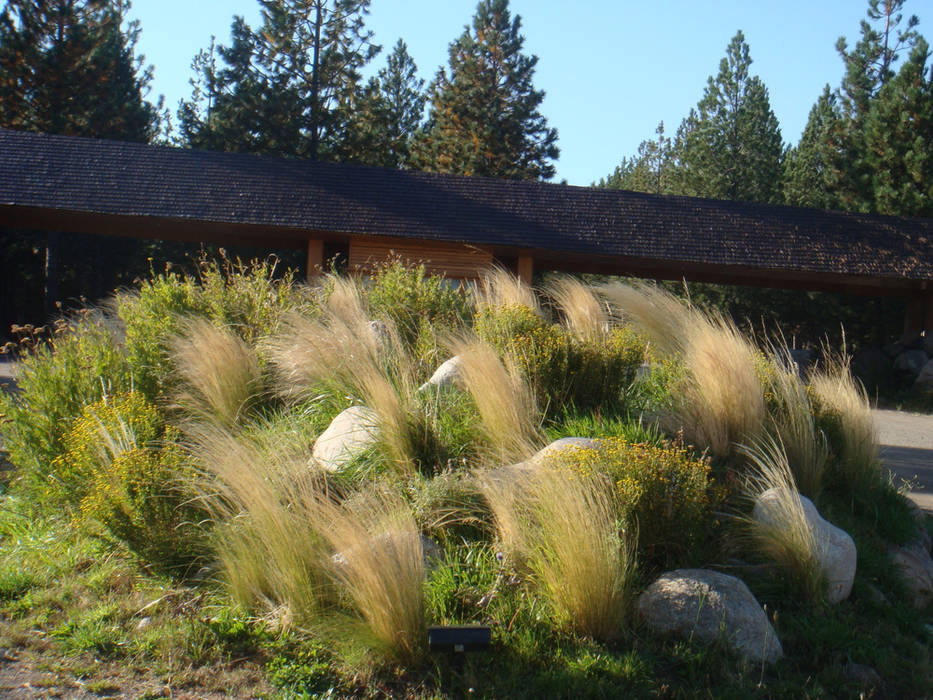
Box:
306;238;324;282
516;255;534;285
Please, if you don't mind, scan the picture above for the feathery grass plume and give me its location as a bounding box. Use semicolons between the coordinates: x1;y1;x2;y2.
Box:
601;281;765;457
312;486;426;663
738;435;825;604
479;466;636;640
448;335;543;466
476;267;541;314
762;348;828;499
809;352;881;493
169;317;260;427
265;276;419;472
543;275;609;342
186;423;326;623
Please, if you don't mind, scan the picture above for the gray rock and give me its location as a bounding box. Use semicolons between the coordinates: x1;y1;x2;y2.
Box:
862;582;889;606
913;359;933;396
529;437;600;465
902;496;932;554
852;347;892;387
887;540;933;610
312;405;379;472
882;341;907;359
636;568;783;665
789;348;812;378
753;488;857;604
419;355;463;392
331;531;441;573
844;662;883;691
924;333;933;357
894;349;929;378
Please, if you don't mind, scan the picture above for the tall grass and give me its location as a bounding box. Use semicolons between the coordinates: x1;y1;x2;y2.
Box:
601;281;764;457
763;349;828;499
448;335;543;466
809;353;881;493
479;466;636;640
265;277;419;472
189;424;425;662
739;436;825;604
476;267;541;313
543;275;608;342
170;317;260;427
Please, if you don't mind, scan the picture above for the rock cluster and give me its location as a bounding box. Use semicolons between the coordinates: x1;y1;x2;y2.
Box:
853;334;933;395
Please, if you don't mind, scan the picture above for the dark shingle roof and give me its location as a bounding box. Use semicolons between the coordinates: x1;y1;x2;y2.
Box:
2;127;932;282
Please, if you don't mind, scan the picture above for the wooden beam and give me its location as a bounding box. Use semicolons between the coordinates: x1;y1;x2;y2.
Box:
306;238;324;281
516;255;533;285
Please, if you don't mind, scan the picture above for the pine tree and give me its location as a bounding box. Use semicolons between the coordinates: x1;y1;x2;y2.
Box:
783;86;843;209
598;122;672;194
413;0;559;180
345;39;426;168
179;0;378;160
672;31;783;203
863;37;933;216
0;0;159;141
830;0;921;211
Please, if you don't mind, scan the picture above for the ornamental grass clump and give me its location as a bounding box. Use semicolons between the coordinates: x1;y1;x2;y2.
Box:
169;317;261;428
447;335;543;466
479;465;636;641
761;349;828;499
543;275;610;343
809;354;881;494
738;435;825;605
266;277;420;473
601;281;765;458
475;267;541;314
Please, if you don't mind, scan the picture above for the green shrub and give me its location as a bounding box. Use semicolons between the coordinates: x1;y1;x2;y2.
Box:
474;305;647;416
556;438;718;568
50;392;204;569
366;261;473;367
0;312;132;492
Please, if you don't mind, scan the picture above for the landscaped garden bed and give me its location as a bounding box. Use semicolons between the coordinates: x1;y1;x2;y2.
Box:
1;258;931;698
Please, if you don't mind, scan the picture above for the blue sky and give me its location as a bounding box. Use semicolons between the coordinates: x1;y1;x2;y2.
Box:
127;0;926;186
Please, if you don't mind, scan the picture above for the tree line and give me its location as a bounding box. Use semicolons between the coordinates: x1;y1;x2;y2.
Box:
0;0;930;344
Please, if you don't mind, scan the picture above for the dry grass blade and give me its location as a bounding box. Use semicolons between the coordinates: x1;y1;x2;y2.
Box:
763;348;828;499
448;335;543;466
170;317;260;427
480;466;635;640
544;275;609;342
809;352;880;491
476;267;541;313
738;435;825;604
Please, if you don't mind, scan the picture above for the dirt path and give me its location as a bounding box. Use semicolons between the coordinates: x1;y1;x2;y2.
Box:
875;408;933;513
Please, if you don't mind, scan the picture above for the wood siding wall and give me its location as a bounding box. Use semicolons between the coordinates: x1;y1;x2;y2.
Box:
349;236;493;279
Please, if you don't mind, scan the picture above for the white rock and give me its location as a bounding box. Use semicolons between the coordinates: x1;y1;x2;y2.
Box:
887;541;933;610
312;406;379;472
753;488;857;604
529;437;600;465
419;355;463;392
637;568;783;665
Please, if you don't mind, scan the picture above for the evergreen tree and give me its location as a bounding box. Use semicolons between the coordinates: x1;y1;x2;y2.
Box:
830;0;921;211
413;0;559;180
345;39;426;168
782;86;843;209
672;31;783;203
863;37;933;216
598;122;672;194
0;0;159;141
179;0;378;160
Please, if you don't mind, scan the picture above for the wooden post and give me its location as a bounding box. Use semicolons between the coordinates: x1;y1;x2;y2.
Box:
516;255;533;285
306;238;324;282
902;292;933;341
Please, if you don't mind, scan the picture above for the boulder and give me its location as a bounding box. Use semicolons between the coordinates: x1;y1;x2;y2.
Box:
788;348;812;378
753;489;857;604
887;541;933;610
902;496;932;554
332;531;442;574
913;359;933;396
924;333;933;357
893;349;929;379
312;406;379;472
852;347;892;389
636;568;783;665
529;437;600;465
419;356;463;392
